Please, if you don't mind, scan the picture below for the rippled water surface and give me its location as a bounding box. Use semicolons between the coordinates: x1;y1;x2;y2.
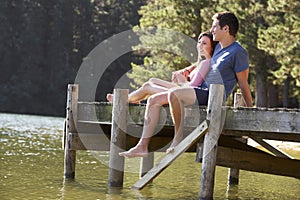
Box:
0;113;299;200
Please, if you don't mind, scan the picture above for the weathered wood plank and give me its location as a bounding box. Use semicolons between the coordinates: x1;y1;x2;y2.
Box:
228;93;246;185
197;137;300;178
72;123;176;151
222;130;300;142
70;132;110;151
77;102;300;135
108;89;128;187
199;84;225;200
71;132;177;151
196;135;270;162
224;108;300;134
250;137;293;159
77;102;207;126
140;152;154;178
64;84;78;179
216;146;300;179
131;120;208;190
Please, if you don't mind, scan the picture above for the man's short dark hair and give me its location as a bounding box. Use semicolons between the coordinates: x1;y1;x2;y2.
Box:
212;11;239;37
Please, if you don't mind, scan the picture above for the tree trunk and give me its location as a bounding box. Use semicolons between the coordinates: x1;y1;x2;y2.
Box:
283;76;290;108
255;65;268;107
268;82;279;108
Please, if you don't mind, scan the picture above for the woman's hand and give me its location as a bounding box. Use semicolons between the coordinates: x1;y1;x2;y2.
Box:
172;71;188;84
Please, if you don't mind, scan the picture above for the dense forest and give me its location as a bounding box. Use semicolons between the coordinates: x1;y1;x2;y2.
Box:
0;0;146;116
0;0;299;117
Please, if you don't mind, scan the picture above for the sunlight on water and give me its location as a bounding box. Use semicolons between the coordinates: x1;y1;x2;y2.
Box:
0;113;299;200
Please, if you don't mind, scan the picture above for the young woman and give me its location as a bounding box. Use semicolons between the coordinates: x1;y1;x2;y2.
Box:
106;32;217;104
118;31;218;157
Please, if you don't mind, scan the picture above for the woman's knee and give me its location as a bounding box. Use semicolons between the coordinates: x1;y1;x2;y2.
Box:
141;81;152;90
148;78;158;84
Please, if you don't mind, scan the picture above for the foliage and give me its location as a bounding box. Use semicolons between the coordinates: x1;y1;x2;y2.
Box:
127;0;207;89
257;0;300;97
128;0;299;107
0;0;146;116
199;0;280;107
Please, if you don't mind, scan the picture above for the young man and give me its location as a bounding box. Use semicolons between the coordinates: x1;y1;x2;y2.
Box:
207;11;252;106
166;11;253;153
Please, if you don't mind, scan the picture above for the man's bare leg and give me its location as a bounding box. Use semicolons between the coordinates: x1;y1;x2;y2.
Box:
167;87;196;153
119;92;169;157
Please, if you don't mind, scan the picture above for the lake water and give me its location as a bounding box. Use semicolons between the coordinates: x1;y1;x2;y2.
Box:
0;113;299;200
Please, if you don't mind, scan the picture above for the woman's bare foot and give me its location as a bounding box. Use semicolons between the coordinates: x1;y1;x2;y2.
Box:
106;93;114;102
119;146;148;158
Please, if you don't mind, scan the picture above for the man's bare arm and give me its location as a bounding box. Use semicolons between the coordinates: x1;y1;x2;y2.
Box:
236;69;253;107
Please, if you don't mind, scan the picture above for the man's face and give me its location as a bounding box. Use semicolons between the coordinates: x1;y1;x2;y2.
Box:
210;19;222;41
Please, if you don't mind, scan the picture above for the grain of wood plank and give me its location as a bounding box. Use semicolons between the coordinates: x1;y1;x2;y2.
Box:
131;120;208;190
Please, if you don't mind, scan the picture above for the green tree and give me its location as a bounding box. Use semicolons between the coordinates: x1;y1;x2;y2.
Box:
258;0;300;107
127;0;208;89
199;0;284;107
0;0;146;116
130;0;299;107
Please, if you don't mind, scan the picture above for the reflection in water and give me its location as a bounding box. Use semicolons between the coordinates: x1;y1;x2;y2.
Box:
60;179;75;200
226;184;239;200
0;113;300;200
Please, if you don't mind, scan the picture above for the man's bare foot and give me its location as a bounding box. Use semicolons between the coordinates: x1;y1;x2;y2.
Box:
119;146;148;158
106;93;114;103
166;146;175;154
166;138;182;154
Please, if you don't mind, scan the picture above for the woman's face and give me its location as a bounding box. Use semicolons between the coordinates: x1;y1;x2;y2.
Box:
197;35;213;58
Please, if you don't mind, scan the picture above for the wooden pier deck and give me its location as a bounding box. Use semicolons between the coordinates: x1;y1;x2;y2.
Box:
63;84;300;199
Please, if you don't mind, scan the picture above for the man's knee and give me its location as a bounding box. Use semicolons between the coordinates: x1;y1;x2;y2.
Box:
147;95;166;107
168;90;179;103
147;95;158;105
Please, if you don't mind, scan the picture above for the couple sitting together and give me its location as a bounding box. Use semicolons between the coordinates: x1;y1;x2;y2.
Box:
106;11;253;158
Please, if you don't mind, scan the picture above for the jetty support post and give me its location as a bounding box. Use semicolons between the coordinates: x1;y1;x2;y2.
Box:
227;92;247;185
108;89;128;188
199;84;225;200
140;152;154;178
64;84;79;179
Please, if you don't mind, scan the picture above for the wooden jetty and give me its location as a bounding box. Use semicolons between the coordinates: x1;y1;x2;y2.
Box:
63;84;300;199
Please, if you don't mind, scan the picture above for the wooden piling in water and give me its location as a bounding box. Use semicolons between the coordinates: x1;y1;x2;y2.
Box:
199;84;224;200
227;93;246;185
108;89;128;187
140;152;154;178
64;84;78;179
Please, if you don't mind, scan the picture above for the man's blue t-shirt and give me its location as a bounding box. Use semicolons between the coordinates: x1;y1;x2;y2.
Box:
205;41;249;99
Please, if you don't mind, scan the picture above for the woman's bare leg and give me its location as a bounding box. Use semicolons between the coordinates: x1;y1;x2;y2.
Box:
119;92;169;157
107;78;175;103
149;78;178;88
167;87;197;153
